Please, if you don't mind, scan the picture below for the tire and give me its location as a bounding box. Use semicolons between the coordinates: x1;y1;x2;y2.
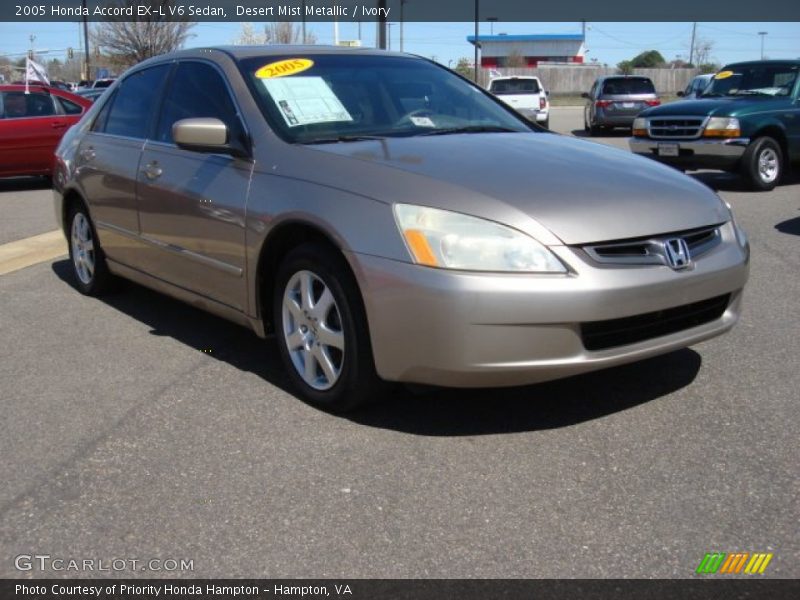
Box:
66;202;115;296
541;118;550;130
273;243;386;412
589;123;602;136
742;136;783;191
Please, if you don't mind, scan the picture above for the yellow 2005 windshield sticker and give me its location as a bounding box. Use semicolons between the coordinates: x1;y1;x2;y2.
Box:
256;58;314;79
715;70;735;80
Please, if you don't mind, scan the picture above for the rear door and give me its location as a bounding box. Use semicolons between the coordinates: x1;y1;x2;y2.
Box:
490;78;541;112
0;89;61;175
136;60;251;311
600;77;656;117
74;65;171;268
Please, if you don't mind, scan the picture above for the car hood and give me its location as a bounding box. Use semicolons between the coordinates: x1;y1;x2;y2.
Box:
301;132;729;245
641;96;786;118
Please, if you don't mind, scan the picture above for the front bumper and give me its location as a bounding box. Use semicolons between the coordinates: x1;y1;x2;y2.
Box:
630;137;750;170
350;222;749;387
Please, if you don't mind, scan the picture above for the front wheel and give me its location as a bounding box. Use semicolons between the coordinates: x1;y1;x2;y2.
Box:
742;136;783;191
273;243;386;412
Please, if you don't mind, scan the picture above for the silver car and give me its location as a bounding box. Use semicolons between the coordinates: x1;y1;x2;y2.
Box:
54;46;750;412
582;75;661;134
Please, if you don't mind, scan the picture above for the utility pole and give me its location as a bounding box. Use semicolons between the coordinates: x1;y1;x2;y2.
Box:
400;0;406;52
377;0;387;49
301;1;306;44
689;22;697;66
758;31;768;59
487;17;497;35
82;0;90;80
474;0;479;82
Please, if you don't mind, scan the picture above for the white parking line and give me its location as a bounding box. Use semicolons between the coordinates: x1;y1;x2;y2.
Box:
0;230;67;276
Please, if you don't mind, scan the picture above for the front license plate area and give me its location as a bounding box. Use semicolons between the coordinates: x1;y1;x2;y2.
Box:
658;143;679;157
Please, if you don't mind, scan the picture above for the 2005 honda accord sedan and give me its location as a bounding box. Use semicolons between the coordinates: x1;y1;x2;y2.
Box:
54;46;750;411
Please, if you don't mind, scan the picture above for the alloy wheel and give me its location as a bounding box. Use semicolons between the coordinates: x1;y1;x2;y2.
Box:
71;212;95;285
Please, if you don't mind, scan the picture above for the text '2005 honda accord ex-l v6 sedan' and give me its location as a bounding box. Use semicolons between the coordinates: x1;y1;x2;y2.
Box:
53;46;750;412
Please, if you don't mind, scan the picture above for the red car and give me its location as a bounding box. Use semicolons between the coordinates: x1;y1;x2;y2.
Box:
0;84;93;178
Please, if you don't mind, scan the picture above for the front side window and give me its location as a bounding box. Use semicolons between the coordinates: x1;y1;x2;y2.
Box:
155;62;241;144
1;91;55;118
103;65;170;138
240;54;530;144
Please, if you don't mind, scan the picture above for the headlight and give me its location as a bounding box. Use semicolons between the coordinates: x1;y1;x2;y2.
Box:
632;117;648;137
724;201;748;249
704;117;741;138
393;204;566;273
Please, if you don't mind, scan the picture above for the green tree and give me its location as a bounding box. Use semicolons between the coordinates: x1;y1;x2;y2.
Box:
617;60;634;75
454;57;474;81
629;50;666;68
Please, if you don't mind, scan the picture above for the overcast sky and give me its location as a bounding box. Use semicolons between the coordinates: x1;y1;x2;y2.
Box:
2;21;798;68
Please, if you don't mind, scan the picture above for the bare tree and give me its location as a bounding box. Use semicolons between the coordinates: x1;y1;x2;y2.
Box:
233;22;316;46
93;1;194;69
690;37;714;67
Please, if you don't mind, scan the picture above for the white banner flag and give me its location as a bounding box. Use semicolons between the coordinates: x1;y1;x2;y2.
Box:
25;57;50;85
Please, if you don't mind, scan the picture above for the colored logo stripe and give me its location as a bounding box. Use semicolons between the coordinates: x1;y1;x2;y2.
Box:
696;552;773;574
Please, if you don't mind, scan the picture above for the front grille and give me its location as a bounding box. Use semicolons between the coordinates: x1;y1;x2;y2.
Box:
582;225;722;267
580;294;730;351
648;117;706;139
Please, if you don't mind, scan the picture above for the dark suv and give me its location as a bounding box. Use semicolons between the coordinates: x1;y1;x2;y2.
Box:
582;76;660;135
630;60;800;190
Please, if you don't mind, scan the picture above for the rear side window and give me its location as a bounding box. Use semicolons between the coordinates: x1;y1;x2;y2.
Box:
57;97;83;115
490;79;540;94
602;78;656;95
103;65;170;138
1;91;55;118
155;62;240;144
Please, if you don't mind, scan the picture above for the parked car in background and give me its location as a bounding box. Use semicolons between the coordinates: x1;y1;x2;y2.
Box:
54;47;749;411
679;73;714;99
488;75;550;129
583;76;660;135
0;84;92;178
75;88;108;102
92;78;116;89
631;60;800;190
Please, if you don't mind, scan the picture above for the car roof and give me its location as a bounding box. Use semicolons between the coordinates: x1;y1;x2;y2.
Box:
145;45;411;64
0;84;92;104
490;76;540;81
722;59;800;69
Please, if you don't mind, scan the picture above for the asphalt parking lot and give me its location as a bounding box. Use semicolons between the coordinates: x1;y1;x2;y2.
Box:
1;107;798;578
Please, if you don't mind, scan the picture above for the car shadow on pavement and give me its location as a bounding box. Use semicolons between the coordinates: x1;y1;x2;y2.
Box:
52;259;702;436
0;176;51;192
691;169;800;192
570;128;633;139
775;214;800;237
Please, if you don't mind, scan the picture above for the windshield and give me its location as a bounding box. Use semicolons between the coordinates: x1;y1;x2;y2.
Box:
601;78;655;95
240;54;531;143
489;78;540;94
701;64;798;97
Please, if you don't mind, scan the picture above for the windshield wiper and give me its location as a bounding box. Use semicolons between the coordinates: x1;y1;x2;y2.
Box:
301;135;387;145
415;125;521;137
731;90;772;96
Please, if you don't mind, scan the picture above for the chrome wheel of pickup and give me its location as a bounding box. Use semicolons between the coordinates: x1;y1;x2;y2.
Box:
742;136;783;192
757;147;779;184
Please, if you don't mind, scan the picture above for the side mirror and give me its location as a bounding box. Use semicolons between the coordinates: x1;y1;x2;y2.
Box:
677;91;685;97
545;90;550;96
173;118;249;158
580;92;589;99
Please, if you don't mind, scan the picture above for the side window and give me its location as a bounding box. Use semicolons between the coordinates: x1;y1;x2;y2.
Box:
91;91;116;132
104;65;170;139
1;91;54;118
155;62;240;144
57;97;84;115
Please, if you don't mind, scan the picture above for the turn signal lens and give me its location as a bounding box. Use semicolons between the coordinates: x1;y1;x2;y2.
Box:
703;117;741;138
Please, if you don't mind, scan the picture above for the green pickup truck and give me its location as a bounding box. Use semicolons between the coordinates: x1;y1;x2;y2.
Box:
630;60;799;190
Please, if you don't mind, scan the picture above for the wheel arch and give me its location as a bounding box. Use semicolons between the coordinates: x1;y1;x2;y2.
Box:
751;123;789;160
254;220;361;334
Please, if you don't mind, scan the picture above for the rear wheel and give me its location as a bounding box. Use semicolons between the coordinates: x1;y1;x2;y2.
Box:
67;203;114;296
742;136;783;191
273;243;386;412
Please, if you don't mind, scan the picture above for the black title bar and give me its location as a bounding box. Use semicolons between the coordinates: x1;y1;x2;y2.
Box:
3;0;800;23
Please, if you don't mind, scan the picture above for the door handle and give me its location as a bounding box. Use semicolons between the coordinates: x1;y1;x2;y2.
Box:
79;146;96;161
142;161;163;180
51;121;68;129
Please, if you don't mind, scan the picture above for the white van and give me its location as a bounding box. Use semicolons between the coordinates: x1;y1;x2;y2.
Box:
488;76;550;129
